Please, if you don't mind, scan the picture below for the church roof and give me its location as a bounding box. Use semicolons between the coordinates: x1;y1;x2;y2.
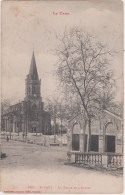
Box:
29;51;39;80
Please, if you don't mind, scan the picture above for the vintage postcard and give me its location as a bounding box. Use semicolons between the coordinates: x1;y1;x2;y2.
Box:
0;0;124;194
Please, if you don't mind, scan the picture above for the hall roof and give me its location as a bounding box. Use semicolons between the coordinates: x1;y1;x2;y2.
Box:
68;109;123;122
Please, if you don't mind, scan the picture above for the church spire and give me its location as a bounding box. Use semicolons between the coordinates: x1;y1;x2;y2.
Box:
25;51;41;100
29;51;39;80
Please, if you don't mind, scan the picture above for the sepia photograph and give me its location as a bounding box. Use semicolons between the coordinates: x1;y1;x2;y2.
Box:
0;0;124;193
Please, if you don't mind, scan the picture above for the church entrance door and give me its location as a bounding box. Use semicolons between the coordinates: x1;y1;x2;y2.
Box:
32;127;36;133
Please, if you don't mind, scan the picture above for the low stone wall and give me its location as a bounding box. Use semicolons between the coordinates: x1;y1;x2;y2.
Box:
68;152;123;168
1;133;67;147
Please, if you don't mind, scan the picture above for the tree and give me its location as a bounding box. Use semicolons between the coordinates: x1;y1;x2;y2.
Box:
45;96;82;137
55;27;116;151
62;92;83;120
45;98;59;136
1;98;11;115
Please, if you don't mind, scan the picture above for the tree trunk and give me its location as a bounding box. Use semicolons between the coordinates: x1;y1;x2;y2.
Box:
60;118;62;136
88;118;91;152
54;117;56;143
10;131;11;140
18;127;19;136
54;118;56;134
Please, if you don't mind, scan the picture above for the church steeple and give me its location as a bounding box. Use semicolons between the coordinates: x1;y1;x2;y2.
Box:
29;51;39;80
25;51;41;100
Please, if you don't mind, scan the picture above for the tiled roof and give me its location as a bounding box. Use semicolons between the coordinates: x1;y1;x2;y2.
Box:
69;109;123;122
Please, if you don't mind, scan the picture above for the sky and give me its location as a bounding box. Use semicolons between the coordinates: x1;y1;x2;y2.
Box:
1;0;123;104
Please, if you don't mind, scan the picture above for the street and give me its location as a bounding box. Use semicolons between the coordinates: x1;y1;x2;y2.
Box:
1;140;123;194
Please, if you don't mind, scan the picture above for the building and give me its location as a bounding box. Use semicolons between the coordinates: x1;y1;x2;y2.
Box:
67;109;123;154
1;52;51;135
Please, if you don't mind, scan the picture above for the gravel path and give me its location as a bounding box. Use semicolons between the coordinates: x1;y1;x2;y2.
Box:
1;140;123;194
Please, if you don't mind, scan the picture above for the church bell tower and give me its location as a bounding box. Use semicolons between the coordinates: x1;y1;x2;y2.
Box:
25;51;41;100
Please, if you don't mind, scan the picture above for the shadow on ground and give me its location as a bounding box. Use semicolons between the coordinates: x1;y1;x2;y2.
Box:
64;162;123;177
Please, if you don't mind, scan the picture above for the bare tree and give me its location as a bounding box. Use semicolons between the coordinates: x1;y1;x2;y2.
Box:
1;98;11;115
55;27;116;151
45;96;82;137
45;99;58;136
63;92;83;119
56;101;64;135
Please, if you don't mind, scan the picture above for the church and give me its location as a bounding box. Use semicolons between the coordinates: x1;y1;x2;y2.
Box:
1;52;51;135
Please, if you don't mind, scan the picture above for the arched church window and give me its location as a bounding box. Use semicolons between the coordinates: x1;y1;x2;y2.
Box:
33;86;35;93
32;104;37;110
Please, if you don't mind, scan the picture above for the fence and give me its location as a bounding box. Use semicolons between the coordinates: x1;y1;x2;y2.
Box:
75;153;102;166
107;153;123;167
74;152;123;168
